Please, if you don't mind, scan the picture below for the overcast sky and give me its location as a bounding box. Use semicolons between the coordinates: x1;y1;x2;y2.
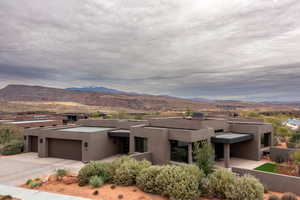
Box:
0;0;300;101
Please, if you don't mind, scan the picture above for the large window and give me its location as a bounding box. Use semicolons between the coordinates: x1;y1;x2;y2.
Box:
261;133;271;148
135;137;148;153
170;140;189;163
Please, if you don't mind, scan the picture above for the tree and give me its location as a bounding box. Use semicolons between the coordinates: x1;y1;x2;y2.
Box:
184;107;193;117
290;151;300;177
193;141;215;176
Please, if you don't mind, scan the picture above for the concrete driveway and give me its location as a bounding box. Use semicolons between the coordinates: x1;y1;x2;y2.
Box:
0;153;84;186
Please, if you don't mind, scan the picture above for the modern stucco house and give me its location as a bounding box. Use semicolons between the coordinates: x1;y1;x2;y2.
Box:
24;117;273;168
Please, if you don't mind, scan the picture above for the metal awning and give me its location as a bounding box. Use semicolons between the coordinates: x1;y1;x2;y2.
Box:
108;129;130;137
211;133;253;144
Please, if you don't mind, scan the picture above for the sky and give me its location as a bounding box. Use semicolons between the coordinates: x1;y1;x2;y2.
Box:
0;0;300;101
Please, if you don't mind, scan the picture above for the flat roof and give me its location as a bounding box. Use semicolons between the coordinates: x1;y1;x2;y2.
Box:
10;120;55;124
211;133;253;144
59;127;113;133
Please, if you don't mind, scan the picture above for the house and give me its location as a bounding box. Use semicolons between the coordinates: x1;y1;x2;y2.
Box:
283;119;300;130
24;117;273;168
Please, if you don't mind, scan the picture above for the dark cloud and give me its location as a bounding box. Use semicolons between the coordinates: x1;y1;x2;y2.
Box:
0;0;300;101
0;63;58;79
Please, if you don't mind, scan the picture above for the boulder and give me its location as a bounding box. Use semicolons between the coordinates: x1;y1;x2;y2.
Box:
62;175;77;185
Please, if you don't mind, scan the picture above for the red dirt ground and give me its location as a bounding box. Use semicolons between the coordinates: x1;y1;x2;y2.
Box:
21;180;300;200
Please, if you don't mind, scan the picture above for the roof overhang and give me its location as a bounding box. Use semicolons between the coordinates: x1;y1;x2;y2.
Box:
108;129;130;137
211;133;253;144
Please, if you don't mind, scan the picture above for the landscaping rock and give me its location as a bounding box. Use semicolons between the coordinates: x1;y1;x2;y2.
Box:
62;175;77;185
48;174;58;182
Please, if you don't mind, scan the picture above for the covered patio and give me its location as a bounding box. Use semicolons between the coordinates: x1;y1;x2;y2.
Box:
212;133;254;168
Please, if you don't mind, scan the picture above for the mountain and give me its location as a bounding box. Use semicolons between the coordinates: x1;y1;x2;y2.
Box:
0;84;216;111
66;86;126;94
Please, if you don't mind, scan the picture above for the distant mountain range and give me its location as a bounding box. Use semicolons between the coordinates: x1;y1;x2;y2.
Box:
67;86;126;94
0;85;217;111
0;84;298;112
66;86;214;102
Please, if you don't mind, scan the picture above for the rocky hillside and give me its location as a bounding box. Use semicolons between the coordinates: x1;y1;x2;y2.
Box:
0;85;215;111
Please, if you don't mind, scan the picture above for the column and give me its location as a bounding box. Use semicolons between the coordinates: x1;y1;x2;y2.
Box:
224;143;230;168
188;143;193;164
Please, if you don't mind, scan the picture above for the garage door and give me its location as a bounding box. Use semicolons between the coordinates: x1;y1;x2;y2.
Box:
29;136;38;152
48;138;82;161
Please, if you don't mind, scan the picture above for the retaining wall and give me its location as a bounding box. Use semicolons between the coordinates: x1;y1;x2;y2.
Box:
270;147;300;162
232;167;300;195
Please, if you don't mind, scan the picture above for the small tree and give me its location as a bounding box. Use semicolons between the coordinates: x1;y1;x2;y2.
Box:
291;151;300;177
185;107;193;117
193;141;215;176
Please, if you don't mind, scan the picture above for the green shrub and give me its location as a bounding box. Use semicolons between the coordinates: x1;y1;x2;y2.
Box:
26;178;42;188
281;192;298;200
268;194;280;200
113;159;151;186
230;174;264;200
1;140;24;155
89;176;104;188
78;161;112;186
136;166;163;194
155;165;202;200
289;132;300;144
193;141;215;176
208;168;237;199
56;169;68;177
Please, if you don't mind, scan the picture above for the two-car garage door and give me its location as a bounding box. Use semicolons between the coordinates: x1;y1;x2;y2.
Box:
48;138;82;161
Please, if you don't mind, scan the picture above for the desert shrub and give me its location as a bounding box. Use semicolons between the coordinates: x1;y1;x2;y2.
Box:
89;176;104;188
78;161;112;186
155;165;202;200
56;169;69;177
281;192;298;200
208;168;237;199
289;132;300;144
0;125;23;145
193;141;215;176
136;165;163;194
268;194;280;200
230;174;264;200
26;178;42;188
1;140;24;155
113;158;151;186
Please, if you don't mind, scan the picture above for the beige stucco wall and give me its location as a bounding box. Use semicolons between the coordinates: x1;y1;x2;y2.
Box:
130;126;169;165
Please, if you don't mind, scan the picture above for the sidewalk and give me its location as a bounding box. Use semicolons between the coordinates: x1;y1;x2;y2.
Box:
0;185;91;200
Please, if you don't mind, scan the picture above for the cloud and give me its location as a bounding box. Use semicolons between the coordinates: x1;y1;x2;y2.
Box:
0;0;300;101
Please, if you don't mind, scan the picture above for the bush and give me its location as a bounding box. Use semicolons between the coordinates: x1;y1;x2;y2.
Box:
113;159;151;186
1;140;24;155
136;165;163;194
268;194;280;200
154;165;203;200
208;169;264;200
78;161;112;186
56;169;69;177
208;168;237;199
231;174;264;200
281;192;298;200
0;125;23;145
26;178;42;188
193;141;215;176
89;176;104;188
289;132;300;144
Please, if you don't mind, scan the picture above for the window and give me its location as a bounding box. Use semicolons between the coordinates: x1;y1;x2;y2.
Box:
135;137;147;153
170;140;189;163
261;133;271;147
